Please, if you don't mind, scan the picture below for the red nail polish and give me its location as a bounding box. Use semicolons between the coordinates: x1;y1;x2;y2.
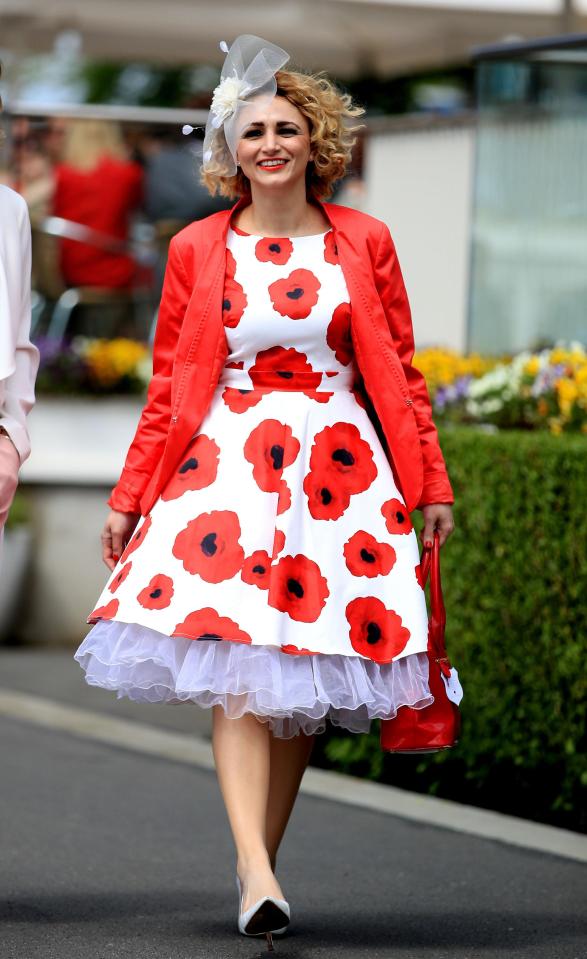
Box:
112;554;119;562
425;540;432;548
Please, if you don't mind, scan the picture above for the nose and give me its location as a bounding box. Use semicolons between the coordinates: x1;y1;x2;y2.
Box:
261;128;279;153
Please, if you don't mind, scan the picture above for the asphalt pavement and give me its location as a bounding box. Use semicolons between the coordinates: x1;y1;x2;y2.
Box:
1;650;586;959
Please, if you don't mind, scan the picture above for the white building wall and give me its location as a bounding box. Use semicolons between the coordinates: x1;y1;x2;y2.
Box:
363;118;476;352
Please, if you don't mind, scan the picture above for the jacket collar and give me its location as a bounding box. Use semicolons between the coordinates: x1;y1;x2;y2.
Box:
218;195;338;242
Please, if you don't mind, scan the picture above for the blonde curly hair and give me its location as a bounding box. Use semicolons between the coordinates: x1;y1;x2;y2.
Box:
200;69;364;201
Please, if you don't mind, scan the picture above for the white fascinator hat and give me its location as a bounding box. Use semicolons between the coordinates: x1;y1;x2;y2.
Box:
184;35;290;176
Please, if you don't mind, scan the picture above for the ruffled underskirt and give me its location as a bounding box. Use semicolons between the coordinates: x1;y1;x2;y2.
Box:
74;621;433;739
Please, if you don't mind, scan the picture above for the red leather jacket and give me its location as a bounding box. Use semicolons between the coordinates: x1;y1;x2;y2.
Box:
109;198;454;516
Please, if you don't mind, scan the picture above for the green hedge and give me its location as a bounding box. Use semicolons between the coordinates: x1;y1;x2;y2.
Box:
313;427;587;833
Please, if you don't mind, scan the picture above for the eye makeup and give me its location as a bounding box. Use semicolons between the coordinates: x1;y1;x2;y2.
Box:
241;122;303;138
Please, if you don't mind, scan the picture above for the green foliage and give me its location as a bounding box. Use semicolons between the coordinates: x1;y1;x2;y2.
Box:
313;427;587;832
82;62;196;107
5;491;31;530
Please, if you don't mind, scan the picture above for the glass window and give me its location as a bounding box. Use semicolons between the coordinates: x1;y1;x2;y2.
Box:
468;38;587;355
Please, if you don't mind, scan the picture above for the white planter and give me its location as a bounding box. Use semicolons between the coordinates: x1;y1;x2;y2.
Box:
0;526;34;641
14;396;145;646
21;395;145;486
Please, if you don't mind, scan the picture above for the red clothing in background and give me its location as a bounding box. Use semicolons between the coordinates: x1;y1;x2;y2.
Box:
53;157;143;288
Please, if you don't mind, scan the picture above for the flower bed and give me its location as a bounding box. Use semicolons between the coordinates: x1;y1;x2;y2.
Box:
415;342;587;434
34;337;587;437
35;337;150;395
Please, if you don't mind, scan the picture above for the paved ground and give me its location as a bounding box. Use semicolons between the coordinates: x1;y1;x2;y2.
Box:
1;650;586;959
0;648;212;737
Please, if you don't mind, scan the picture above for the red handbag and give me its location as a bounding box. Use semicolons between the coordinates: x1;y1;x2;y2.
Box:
380;529;461;753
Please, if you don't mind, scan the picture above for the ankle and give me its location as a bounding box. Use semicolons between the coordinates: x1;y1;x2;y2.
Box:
237;851;273;878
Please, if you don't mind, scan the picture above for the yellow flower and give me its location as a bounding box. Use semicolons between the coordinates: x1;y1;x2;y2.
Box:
83;338;150;388
413;347;498;391
523;357;541;376
555;378;579;417
548;417;563;435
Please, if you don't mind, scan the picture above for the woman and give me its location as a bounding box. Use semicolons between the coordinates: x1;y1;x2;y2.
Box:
0;63;40;557
74;36;455;949
53;119;142;290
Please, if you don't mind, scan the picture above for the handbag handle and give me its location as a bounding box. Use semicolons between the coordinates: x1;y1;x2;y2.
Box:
419;530;450;669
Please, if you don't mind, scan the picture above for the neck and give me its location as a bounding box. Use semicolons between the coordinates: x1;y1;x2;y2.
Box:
240;181;321;236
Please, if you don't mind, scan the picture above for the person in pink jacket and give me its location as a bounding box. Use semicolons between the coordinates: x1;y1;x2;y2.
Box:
0;183;40;550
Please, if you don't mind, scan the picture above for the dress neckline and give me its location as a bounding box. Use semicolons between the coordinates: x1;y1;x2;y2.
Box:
230;223;329;240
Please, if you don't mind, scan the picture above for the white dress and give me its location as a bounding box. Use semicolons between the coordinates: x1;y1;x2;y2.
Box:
74;225;432;737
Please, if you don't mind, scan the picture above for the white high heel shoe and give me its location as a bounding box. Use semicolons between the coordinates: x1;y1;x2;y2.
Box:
235;875;290;950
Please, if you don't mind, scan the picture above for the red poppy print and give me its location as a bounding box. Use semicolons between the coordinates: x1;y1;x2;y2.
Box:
222;386;265;413
303;469;351;521
108;561;132;593
351;385;368;411
343;531;396;578
308;422;377;496
268;269;321;320
415;562;425;589
241;550;272;590
326;302;353;366
173;608;252;644
346;597;411;663
271;528;286;558
249;347;331;403
281;644;317;656
137;574;174;610
222;276;247;328
226;360;244;369
276;483;291;515
255;237;293;265
244;419;300;493
120;515;152;563
268;554;329;623
172;510;244;583
324;230;338;264
88;598;119;622
381;498;413;535
161;434;220;501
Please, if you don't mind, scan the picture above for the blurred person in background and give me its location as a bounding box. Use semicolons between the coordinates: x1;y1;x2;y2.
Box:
53;119;143;290
74;35;455;948
0;67;40;557
139;125;230;293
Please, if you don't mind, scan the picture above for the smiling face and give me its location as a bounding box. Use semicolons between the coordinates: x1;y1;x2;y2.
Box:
235;95;313;194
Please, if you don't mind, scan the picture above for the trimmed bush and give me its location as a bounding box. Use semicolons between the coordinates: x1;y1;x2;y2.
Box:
313;427;587;833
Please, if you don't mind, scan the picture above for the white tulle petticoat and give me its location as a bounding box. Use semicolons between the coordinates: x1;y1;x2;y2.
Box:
74;621;433;738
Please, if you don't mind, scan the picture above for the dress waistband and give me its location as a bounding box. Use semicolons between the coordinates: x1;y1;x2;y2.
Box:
218;365;355;393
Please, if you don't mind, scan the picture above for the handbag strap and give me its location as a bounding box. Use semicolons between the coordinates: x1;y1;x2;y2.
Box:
419;530;450;669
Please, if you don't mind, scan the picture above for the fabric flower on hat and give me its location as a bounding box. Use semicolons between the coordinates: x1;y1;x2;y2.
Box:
210;75;251;127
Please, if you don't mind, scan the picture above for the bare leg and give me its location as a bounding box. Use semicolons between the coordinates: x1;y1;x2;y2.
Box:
266;730;315;871
211;705;285;912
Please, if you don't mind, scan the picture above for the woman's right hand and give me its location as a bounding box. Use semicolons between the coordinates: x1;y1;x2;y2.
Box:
101;509;140;571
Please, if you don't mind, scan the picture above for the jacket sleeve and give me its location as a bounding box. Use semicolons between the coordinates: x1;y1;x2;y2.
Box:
373;222;454;507
0;195;39;464
108;237;192;513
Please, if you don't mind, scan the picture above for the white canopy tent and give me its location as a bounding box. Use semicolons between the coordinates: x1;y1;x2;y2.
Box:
1;0;586;76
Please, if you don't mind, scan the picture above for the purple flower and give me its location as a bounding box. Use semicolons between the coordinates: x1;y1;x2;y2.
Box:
454;375;472;398
435;387;448;410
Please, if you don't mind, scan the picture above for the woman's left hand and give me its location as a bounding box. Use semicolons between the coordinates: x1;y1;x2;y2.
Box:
420;503;455;549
